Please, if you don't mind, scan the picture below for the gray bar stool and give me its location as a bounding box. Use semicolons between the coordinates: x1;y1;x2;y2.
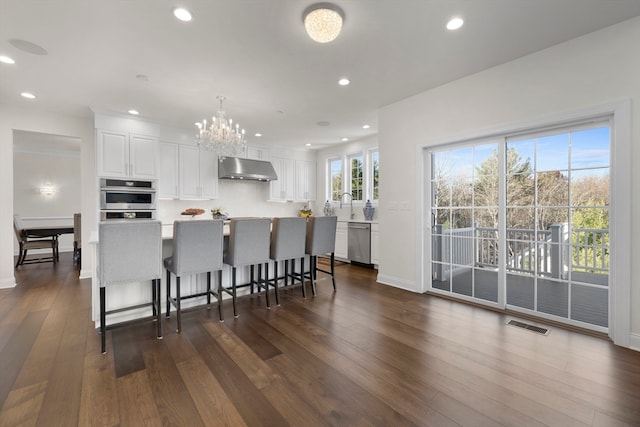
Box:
98;220;162;354
304;216;338;296
270;217;308;300
164;219;224;333
223;218;271;316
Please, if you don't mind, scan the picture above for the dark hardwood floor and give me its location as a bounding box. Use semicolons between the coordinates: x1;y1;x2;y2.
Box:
1;253;639;426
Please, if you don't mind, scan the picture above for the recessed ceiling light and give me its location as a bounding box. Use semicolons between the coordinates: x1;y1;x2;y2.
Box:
338;78;350;86
446;17;464;30
362;124;370;129
128;109;139;115
342;137;349;142
0;55;15;64
21;92;36;99
173;8;192;22
255;133;262;137
305;143;312;147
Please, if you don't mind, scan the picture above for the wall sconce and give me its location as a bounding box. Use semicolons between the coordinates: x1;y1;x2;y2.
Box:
39;183;57;198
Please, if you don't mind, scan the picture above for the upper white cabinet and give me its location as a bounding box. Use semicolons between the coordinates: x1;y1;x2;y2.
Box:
245;145;270;161
295;159;316;202
158;142;179;199
97;130;156;179
269;155;316;202
269;156;295;201
179;145;218;199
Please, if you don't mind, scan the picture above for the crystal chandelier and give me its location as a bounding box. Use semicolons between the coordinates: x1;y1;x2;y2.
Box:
195;96;247;158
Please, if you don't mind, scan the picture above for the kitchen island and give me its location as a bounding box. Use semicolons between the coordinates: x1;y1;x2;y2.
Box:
88;220;309;328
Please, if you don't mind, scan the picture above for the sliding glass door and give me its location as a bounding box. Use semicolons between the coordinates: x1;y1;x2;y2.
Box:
430;140;501;304
428;121;610;330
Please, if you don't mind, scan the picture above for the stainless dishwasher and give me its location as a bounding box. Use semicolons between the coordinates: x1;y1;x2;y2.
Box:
348;222;371;265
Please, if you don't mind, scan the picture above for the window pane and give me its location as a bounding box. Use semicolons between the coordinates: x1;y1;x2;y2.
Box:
571;127;610;169
349;154;364;201
371;150;379;200
537;133;569;172
329;158;342;201
536;171;569;207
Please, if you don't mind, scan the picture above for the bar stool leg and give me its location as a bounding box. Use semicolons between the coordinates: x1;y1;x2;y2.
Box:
152;278;157;317
250;265;255;294
206;271;212;308
156;279;162;339
232;267;239;318
284;260;289;287
310;256;317;296
166;269;171;318
273;262;280;306
176;276;182;333
217;270;224;322
300;257;306;298
262;263;270;309
331;253;337;291
100;286;106;354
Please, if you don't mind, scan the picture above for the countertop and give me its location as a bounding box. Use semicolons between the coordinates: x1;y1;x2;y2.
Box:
337;219;378;224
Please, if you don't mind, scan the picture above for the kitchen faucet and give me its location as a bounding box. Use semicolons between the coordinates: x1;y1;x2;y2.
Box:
340;192;354;219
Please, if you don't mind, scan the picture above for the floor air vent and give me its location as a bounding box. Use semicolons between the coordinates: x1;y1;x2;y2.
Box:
507;320;550;335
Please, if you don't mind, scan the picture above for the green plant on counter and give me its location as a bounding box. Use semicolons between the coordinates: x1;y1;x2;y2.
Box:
211;207;228;219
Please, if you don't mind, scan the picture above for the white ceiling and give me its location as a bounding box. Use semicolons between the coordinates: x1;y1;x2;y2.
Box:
2;0;640;149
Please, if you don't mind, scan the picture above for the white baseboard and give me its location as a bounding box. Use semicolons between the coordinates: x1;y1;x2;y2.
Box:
376;274;419;293
79;269;92;280
0;276;16;289
629;333;640;352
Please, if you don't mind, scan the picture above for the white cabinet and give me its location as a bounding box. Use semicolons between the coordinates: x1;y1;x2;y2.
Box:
269;156;295;201
335;221;348;260
246;145;270;161
371;223;380;265
179;146;218;199
97;130;156;179
294;159;316;201
158;142;179;198
270;156;316;202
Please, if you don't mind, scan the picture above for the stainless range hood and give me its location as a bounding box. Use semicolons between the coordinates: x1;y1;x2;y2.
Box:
218;156;278;182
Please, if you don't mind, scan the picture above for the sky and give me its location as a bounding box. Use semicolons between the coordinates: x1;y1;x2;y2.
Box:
433;125;610;180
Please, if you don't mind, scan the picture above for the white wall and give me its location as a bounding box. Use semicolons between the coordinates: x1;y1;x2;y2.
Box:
377;17;640;344
157;182;305;225
313;134;379;221
0;105;95;287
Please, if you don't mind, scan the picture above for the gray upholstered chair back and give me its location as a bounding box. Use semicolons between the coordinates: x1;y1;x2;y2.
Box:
168;219;224;275
225;218;271;267
270;217;307;261
98;220;162;286
306;216;337;256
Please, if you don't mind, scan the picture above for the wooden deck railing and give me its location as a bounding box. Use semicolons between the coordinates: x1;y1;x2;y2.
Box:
433;223;609;282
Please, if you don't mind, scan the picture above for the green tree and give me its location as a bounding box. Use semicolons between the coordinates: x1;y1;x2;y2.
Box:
475;147;533;229
351;157;363;200
572;198;609;273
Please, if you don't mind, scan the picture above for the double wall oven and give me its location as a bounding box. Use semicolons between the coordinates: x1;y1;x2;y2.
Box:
99;178;156;220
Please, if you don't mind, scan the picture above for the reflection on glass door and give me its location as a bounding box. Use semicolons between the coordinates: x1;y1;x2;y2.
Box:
429;121;611;330
431;141;501;304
